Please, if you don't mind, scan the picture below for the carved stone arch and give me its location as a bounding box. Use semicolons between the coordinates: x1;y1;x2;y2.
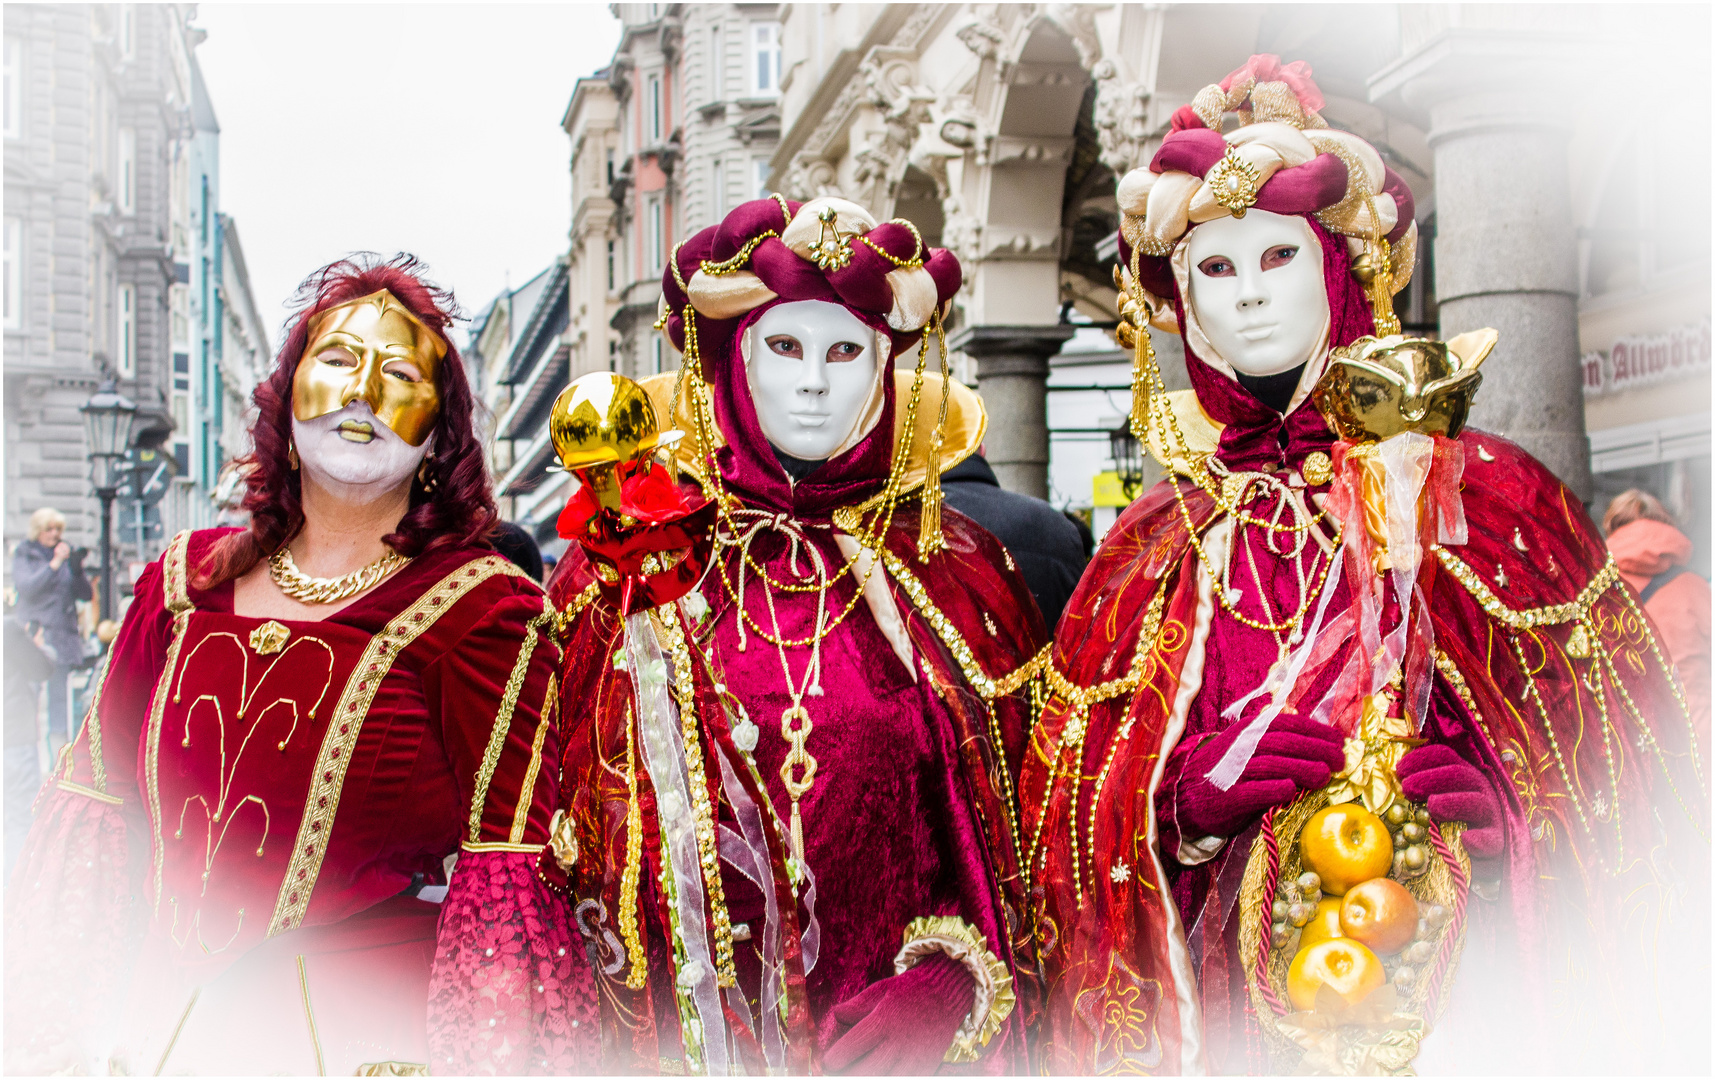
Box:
945;18;1088;498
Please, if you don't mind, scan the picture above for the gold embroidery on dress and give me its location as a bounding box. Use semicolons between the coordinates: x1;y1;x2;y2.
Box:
168;631;336;914
266;556;532;937
167;894;247;955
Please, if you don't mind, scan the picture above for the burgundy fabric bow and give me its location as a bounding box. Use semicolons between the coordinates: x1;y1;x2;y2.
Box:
1222;53;1326;112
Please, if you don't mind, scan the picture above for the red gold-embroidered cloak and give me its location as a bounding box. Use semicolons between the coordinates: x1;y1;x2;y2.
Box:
4;528;599;1075
1020;434;1707;1074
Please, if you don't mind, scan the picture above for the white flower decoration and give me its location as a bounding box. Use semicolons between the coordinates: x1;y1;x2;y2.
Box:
732;718;759;754
681;591;710;623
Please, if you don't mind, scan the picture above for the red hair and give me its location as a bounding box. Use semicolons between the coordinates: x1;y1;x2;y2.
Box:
194;253;496;589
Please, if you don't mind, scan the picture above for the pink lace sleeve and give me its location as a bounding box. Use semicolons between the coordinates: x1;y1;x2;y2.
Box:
3;789;144;1074
426;849;599;1074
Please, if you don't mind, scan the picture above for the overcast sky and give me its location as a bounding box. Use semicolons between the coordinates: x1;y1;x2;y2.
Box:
195;3;622;351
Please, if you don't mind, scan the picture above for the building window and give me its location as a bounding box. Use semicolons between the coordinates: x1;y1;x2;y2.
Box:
608;339;617;372
3;216;19;330
200;175;209;245
753;158;770;200
118;127;137;214
751;22;781;96
605;148;615;186
170;283;189;345
710;24;724;100
117;283;135;376
120;6;137;61
712;157;725;218
4;36;22;139
648;197;663;275
648;73;662;145
606;239;616;292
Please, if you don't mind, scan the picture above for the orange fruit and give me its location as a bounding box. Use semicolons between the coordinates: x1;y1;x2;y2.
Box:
1340;877;1418;956
1300;804;1393;895
1287;938;1385;1011
1297;897;1345;952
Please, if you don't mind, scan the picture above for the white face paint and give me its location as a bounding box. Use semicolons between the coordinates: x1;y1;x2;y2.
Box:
744;300;880;461
291;401;430;502
1186;209;1328;377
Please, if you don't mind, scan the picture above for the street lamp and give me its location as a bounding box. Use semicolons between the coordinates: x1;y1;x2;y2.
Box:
80;381;137;622
1109;422;1146;502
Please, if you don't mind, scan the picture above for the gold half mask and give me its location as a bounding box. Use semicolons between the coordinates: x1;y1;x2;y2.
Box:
292;290;448;446
1311;329;1497;443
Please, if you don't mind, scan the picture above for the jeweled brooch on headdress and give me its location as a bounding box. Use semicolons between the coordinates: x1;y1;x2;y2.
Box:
809;205;855;271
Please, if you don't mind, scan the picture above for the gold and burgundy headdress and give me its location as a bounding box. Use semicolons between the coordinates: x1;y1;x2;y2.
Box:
655;195;976;556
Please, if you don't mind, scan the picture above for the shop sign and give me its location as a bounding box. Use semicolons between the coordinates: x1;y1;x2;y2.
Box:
1583;317;1712;396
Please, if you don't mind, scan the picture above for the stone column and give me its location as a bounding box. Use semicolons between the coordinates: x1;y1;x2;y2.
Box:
1370;28;1593;499
950;325;1074;498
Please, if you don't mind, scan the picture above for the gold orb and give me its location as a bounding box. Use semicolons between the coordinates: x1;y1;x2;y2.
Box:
549;372;663;471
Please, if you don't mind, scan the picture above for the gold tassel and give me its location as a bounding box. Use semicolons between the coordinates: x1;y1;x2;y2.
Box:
918;312;952;559
1116;260;1156;443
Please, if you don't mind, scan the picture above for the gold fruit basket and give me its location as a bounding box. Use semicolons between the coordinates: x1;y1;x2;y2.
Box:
1238;785;1471;1076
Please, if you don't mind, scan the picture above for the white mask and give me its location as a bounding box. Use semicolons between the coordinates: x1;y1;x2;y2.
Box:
744;300;881;461
1186;209;1328;377
291;401;430;502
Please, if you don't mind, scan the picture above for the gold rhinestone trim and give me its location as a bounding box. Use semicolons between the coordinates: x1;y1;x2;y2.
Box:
1433;546;1621;628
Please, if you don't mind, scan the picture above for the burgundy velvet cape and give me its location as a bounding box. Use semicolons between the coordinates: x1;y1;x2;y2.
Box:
4;528;598;1075
1020;257;1707;1071
546;293;1047;1073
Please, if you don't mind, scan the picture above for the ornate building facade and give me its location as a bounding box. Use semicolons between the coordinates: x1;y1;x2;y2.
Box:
478;2;786;549
3;4;268;599
766;2;1708;554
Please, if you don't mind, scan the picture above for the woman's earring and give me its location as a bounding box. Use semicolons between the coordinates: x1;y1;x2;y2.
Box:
417;453;437;492
287;440;299;471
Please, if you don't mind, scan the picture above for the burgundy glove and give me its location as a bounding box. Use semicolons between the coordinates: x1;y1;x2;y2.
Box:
1172;712;1347;839
823;954;974;1075
1396;743;1504;859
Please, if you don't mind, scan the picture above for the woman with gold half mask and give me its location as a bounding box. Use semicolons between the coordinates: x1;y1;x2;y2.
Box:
544;196;1044;1074
5;255;598;1075
1019;55;1706;1075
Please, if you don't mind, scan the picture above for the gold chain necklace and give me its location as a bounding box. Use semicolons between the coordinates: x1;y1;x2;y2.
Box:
268;546;409;605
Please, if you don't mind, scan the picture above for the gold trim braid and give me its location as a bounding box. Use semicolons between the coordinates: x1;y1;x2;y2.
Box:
56;778;122;805
73;643;118;794
510;674;557;845
145;531;196;914
469;602;556;844
266;556;529;937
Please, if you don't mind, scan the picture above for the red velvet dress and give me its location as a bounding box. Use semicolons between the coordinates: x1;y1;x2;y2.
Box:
546;313;1046;1073
1020;324;1707;1070
4;529;599;1075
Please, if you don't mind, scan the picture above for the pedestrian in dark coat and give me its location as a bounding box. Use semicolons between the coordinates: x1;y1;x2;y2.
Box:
11;508;92;740
4;616;55;880
941;452;1089;634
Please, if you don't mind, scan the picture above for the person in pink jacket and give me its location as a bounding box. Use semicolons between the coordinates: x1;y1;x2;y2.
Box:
1605;489;1711;753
